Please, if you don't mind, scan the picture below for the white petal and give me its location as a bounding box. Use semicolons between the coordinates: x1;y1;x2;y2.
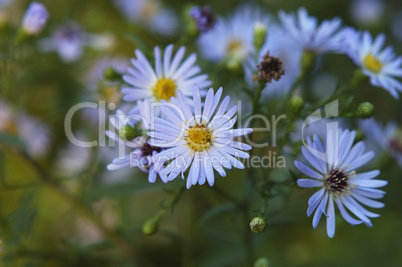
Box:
294;160;323;179
326;197;335;238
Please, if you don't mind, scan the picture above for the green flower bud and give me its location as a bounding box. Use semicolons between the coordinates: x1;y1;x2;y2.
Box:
355;102;374;118
289;96;304;114
253;22;267;52
300;51;316;75
118;125;142;141
142;215;160;236
250;216;266;234
104;67;122;81
254;257;270;267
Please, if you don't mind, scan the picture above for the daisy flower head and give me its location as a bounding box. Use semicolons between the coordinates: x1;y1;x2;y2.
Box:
122;45;212;105
295;128;387;238
342;28;402;98
39;22;86;62
113;0;177;36
148;85;253;189
21;2;49;35
190;6;216;32
106;99;163;183
279;7;343;53
197;5;269;67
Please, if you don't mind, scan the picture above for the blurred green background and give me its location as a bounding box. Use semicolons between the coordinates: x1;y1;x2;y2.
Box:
1;0;402;266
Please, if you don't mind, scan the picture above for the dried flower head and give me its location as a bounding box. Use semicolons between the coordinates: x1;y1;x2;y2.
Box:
255;51;285;83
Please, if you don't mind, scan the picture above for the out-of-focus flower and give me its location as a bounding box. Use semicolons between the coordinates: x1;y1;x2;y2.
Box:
279;7;343;53
21;2;48;35
295;128;387;238
350;0;385;27
0;0;13;25
113;0;177;36
149;85;253;189
190;6;216;32
0;101;50;157
198;5;269;68
392;11;402;42
106;99;163;183
17;113;50;157
359;118;402;167
122;45;211;104
86;32;116;51
55;132;92;176
342;28;402;98
39;22;86;62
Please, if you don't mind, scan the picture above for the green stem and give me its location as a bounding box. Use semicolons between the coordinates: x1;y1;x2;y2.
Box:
251;81;265;117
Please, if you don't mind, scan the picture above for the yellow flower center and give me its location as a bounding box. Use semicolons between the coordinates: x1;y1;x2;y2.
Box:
363;54;383;73
152;78;177;101
227;39;244;54
185;124;212;152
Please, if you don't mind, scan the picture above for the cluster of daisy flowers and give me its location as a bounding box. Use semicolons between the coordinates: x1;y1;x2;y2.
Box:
106;45;253;189
102;4;402;239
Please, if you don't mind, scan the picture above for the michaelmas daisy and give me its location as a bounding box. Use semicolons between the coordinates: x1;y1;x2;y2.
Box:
106;99;163;183
148;85;253;189
279;7;343;53
294;128;387;238
342;29;402;98
197;5;269;67
122;45;211;104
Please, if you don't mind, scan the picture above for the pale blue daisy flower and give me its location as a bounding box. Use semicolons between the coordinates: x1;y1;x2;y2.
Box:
122;45;212;104
279;7;343;53
350;0;385;27
342;28;402;98
359;118;402;168
39;22;86;62
113;0;177;36
148;85;253;188
21;2;48;35
295;128;387;238
106;99;163;183
197;5;269;66
190;6;216;32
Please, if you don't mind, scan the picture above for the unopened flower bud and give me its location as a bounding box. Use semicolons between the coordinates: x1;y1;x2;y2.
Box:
254;257;270;267
289;96;304;114
142;215;160;236
300;51;316;75
356;102;374;118
253;22;267;52
250;216;266;233
22;2;48;35
118;125;142;141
